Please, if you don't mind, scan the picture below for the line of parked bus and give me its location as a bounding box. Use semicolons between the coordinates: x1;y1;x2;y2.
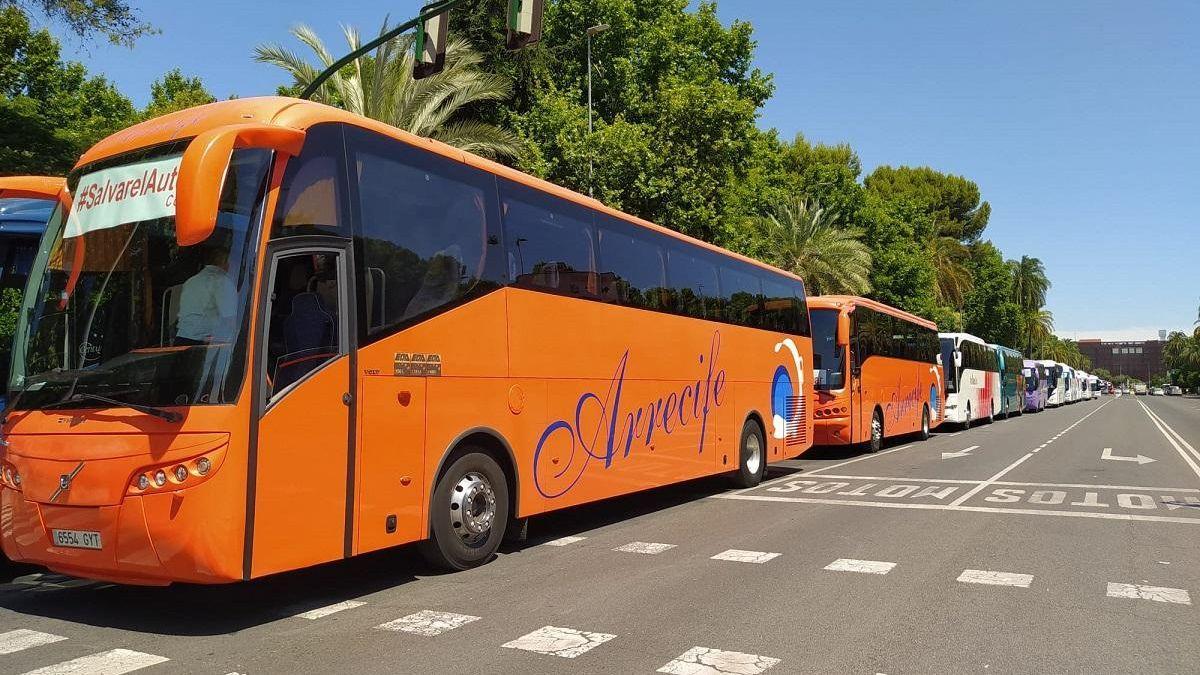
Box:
0;97;1108;587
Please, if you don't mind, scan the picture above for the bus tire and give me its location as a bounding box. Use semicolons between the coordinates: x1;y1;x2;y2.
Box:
867;409;884;453
731;419;766;488
919;405;931;441
962;403;972;430
419;451;510;572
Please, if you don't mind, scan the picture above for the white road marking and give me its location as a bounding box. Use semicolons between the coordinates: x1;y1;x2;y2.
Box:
711;549;781;564
941;445;978;460
0;629;67;655
824;558;896;575
658;646;781;675
501;626;616;658
294;600;366;620
377;610;480;636
1100;447;1156;464
22;649;168;675
948;400;1113;507
1106;582;1191;605
712;493;1200;524
613;541;676;555
1138;401;1200;480
543;535;586;547
957;569;1033;588
798;474;1200;492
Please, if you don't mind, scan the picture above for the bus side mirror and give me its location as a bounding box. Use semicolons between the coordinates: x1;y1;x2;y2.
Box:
836;314;850;347
954;350;963;368
176;124;306;247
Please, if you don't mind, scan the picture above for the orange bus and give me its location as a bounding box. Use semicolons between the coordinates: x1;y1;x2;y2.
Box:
808;296;943;452
0;97;814;585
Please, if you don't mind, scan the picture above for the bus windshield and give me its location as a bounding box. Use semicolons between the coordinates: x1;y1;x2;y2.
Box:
1023;368;1037;391
9;145;273;411
939;337;957;392
810;308;844;390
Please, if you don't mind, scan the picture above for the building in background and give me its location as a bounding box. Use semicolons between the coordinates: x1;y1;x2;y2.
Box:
1076;338;1166;382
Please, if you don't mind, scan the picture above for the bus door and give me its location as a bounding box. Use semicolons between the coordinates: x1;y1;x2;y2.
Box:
849;314;862;443
249;240;357;578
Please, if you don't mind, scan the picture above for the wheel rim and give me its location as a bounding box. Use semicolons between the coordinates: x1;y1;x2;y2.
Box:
872;415;882;444
745;433;762;475
449;471;497;547
923;412;929;435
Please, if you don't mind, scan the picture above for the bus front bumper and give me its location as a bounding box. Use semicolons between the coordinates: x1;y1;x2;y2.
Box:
1;491;238;586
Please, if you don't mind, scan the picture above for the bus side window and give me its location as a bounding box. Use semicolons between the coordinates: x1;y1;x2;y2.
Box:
596;216;668;310
501;181;597;299
665;245;719;320
271;124;350;239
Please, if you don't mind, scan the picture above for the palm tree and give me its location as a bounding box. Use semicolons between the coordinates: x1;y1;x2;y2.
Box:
255;20;521;158
1009;255;1050;313
1023;307;1054;354
928;235;973;309
755;197;872;296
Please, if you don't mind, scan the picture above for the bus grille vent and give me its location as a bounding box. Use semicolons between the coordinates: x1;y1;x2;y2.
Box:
785;395;806;445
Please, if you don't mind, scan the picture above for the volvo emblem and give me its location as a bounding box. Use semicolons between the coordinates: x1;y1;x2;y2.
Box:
50;462;85;503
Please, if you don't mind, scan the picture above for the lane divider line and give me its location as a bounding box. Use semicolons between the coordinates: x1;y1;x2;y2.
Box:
1138;400;1200;481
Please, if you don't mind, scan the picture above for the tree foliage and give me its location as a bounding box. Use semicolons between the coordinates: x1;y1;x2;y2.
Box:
749;197;871;296
255;20;521;159
2;0;155;46
143;68;214;119
0;5;135;174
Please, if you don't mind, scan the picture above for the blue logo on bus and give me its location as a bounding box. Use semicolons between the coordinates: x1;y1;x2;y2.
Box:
770;338;805;443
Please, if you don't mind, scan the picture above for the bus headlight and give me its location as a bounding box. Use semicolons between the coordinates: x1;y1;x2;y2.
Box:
1;461;21;492
128;447;225;495
153;470;167;487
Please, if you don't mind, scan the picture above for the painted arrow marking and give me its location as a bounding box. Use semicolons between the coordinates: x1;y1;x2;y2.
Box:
1101;447;1156;465
942;445;979;460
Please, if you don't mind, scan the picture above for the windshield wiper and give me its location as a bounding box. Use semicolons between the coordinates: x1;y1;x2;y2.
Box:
41;392;182;423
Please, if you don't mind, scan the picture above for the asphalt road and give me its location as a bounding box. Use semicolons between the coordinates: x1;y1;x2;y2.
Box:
1;394;1197;674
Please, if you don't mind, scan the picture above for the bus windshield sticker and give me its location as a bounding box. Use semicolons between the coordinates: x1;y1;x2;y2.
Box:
66;153;182;239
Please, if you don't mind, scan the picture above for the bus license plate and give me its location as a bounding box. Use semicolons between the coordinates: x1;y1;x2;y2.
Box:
51;529;102;550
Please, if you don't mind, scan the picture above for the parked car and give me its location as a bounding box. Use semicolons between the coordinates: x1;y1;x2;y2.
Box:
1168;386;1183;396
1134;384;1148;395
1151;387;1165;396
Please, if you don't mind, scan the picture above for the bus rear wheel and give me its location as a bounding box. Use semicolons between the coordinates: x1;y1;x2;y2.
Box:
867;409;884;453
919;405;931;441
420;450;510;572
962;403;972;430
731;420;766;488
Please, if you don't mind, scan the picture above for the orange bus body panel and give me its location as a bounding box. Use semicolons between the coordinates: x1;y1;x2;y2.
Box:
809;296;943;446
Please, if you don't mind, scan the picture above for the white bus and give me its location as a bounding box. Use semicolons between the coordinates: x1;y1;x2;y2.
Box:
938;332;999;428
1078;371;1092;400
1063;366;1079;403
1038;359;1067;407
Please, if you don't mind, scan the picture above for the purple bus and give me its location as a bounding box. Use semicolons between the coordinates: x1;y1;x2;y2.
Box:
1022;360;1047;412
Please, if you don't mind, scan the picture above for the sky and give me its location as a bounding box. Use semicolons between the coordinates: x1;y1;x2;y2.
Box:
46;0;1200;340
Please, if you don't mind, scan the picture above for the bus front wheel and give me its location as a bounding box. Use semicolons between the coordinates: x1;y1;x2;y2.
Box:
731;420;766;488
867;409;884;453
420;450;510;572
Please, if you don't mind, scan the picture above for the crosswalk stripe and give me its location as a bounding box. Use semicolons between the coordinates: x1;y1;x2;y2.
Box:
824;558;896;575
957;569;1033;588
0;629;67;655
1106;582;1192;605
294;600;366;620
21;648;168;675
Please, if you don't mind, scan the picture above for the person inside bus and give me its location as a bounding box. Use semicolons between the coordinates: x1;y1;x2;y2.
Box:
275;260;339;390
174;244;237;346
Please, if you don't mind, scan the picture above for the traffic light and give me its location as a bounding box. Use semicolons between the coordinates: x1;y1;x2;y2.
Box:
414;4;449;80
506;0;544;50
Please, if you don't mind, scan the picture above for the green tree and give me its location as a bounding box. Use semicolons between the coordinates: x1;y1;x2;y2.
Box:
750;196;871;296
928;235;974;310
1022;307;1055;354
3;0;154;46
143;68;214;119
1008;255;1050;312
962;241;1022;346
856;190;943;322
864;165;990;241
255;20;521;158
0;6;136;174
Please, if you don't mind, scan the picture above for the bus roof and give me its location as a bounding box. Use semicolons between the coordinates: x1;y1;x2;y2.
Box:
938;331;987;346
988;343;1022;357
808;295;937;330
75;96;805;285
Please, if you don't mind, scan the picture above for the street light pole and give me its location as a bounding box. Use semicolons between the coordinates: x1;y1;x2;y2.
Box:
586;23;610;198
